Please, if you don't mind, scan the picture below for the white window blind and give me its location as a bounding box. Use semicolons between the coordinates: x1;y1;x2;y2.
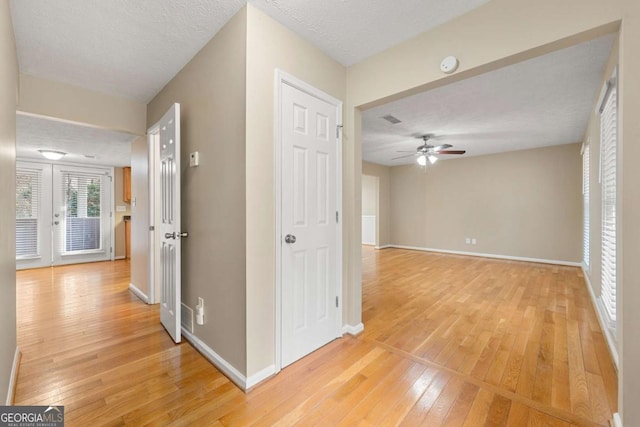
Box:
61;171;103;253
600;83;617;323
582;145;590;267
16;168;41;258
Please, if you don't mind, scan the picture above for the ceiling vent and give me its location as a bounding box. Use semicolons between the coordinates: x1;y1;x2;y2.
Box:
381;114;402;124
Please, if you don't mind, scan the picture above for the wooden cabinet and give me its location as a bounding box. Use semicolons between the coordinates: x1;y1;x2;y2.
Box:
123;166;131;203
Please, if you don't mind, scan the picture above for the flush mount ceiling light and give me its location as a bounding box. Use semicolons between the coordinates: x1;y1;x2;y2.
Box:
38;150;66;160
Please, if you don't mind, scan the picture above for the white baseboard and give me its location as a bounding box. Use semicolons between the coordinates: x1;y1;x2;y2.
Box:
389;245;581;267
582;269;619;369
342;323;364;336
114;256;126;260
613;413;622;427
181;328;248;391
6;347;20;405
128;283;149;304
246;364;276;391
374;245;392;250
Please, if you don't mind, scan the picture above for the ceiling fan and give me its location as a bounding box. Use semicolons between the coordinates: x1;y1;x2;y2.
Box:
392;135;466;166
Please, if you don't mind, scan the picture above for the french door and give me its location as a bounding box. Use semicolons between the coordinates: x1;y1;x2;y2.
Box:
16;161;113;269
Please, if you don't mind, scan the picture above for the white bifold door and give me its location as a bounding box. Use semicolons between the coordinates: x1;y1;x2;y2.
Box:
154;103;182;344
16;161;112;269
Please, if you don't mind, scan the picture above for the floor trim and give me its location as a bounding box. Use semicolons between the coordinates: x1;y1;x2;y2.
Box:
582;268;619;370
389;245;581;267
375;245;392;250
342;323;364;336
246;364;276;391
6;347;20;405
128;283;149;304
181;328;248;391
613;413;623;427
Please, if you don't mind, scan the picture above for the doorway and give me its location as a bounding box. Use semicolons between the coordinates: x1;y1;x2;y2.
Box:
16;161;114;270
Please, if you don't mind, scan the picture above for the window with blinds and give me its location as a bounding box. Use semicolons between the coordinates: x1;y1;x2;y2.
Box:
583;145;590;267
16;168;41;258
61;171;102;253
600;82;617;324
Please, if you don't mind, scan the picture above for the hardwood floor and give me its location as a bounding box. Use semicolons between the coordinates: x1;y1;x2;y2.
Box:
14;248;617;426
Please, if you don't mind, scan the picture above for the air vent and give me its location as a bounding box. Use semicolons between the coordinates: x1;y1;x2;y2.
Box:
382;115;402;124
181;303;194;333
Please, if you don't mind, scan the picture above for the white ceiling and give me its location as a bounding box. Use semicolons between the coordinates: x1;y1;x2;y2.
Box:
10;0;489;104
250;0;490;67
10;0;491;168
16;115;137;168
362;35;615;166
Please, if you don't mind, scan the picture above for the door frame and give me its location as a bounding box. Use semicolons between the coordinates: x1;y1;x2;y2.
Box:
274;69;343;372
146;123;161;305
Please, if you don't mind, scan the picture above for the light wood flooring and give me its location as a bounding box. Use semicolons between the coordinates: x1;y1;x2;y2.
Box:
14;247;617;426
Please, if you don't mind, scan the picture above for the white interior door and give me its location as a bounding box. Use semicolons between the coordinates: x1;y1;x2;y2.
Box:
157;103;182;343
281;81;341;367
16;161;52;270
52;165;112;265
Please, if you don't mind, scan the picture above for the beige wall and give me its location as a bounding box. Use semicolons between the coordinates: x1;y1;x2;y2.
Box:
619;0;640;422
147;8;248;375
130;137;149;297
0;2;17;403
17;74;146;136
244;4;346;377
390;144;582;262
343;0;640;422
113;167;131;259
362;162;391;247
361;175;377;217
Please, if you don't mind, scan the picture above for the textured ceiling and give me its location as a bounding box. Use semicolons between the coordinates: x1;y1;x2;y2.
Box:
249;0;490;66
10;0;489;103
16;115;137;168
362;35;615;166
10;0;246;103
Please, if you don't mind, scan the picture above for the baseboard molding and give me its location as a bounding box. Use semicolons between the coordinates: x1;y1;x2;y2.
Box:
6;347;20;405
342;323;364;336
582;268;619;369
128;283;149;304
114;256;126;260
246;364;276;391
181;328;248;391
374;245;392;250
613;413;622;427
389;245;581;267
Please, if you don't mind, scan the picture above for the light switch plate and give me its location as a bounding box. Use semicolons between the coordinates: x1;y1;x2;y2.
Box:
189;151;199;167
116;205;126;212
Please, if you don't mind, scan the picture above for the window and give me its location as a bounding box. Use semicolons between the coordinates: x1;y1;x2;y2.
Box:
600;77;617;324
61;171;103;253
583;145;590;267
15;168;41;258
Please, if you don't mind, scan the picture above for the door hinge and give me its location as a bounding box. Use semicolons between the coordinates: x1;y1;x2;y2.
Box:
336;296;339;308
110;247;113;253
336;211;339;223
110;212;113;218
336;125;343;138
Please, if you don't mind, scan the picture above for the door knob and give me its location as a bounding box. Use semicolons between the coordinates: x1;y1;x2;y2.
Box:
284;234;296;244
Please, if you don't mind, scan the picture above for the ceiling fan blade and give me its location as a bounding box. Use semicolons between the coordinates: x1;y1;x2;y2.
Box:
395;150;417;153
391;153;417;160
436;150;466;155
431;144;452;151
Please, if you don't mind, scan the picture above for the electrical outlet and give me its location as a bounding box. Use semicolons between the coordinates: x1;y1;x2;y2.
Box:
471;238;477;245
465;238;471;244
196;297;205;325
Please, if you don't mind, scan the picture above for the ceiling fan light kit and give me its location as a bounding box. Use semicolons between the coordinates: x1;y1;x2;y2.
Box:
392;135;466;166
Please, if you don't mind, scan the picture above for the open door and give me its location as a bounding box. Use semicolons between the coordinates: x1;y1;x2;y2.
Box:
157;103;182;343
